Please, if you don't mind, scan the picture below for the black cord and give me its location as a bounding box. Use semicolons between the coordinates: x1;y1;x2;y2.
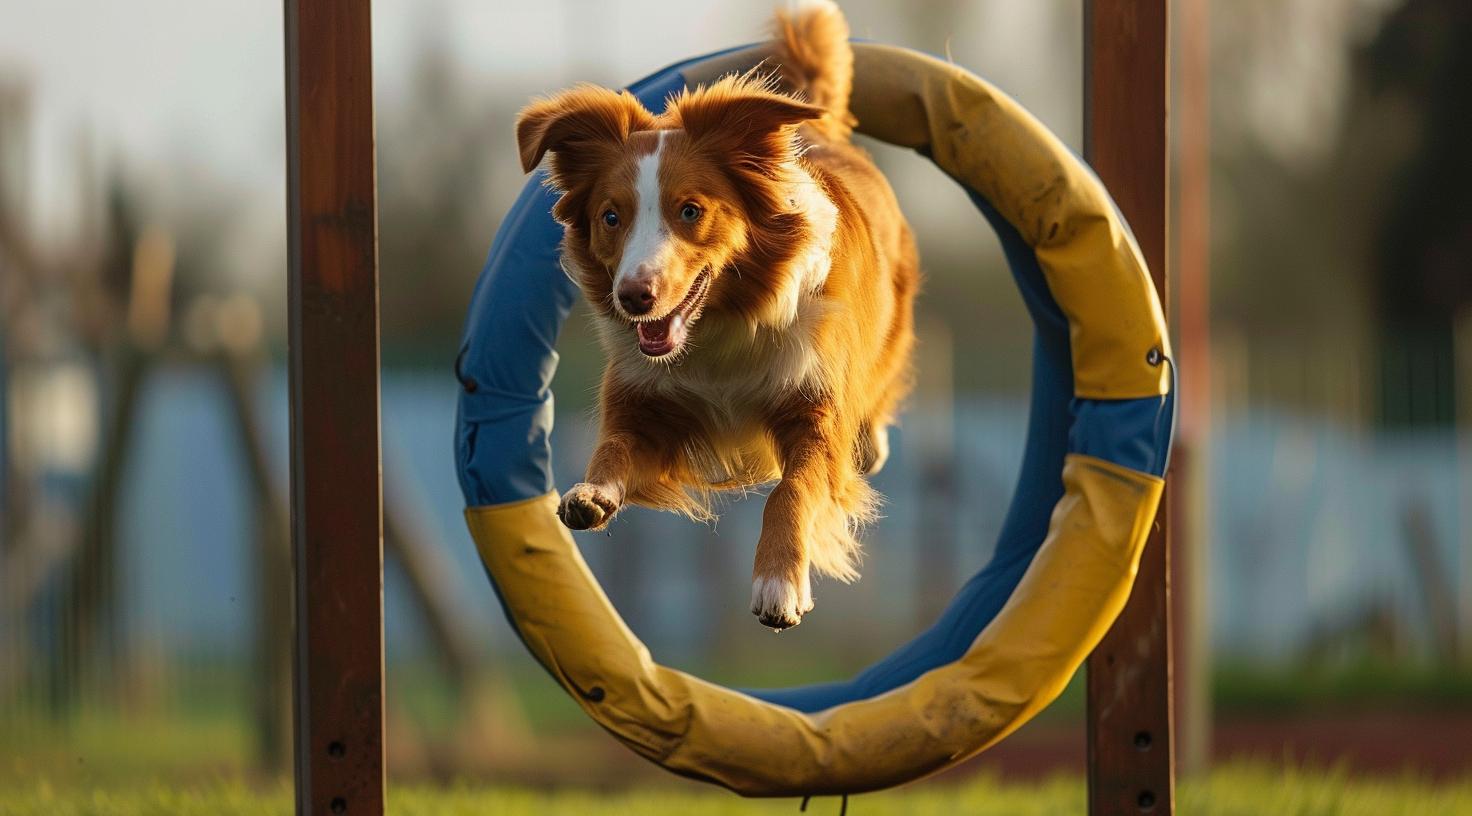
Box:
797;794;849;814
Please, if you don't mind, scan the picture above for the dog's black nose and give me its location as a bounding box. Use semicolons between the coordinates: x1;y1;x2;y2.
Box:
618;281;656;316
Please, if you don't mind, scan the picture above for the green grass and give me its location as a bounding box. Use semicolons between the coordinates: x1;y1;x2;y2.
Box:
5;661;1469;813
3;765;1471;816
0;710;255;786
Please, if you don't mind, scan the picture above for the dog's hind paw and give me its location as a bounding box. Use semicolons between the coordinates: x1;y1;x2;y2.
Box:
750;574;814;631
558;483;620;531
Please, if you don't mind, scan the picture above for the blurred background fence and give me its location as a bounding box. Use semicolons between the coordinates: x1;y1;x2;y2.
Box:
2;0;1470;791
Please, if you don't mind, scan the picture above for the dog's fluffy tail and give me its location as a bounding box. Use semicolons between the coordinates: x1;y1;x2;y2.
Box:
771;0;855;139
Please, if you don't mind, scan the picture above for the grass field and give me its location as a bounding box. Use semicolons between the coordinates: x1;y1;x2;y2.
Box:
5;663;1469;813
5;765;1472;816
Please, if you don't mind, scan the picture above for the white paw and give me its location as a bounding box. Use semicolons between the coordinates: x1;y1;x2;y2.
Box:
557;483;620;531
750;573;814;631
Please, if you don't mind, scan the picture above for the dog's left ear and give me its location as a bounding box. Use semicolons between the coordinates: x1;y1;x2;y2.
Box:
672;76;825;162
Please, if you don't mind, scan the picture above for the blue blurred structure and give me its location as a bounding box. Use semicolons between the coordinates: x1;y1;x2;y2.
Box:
90;371;1467;670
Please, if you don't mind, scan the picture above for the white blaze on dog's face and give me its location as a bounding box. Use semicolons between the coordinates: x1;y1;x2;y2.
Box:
616;131;674;304
601;128;730;358
514;79;830;361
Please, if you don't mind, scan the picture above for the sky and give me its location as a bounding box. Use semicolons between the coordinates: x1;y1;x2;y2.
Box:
0;1;1085;252
0;0;1398;296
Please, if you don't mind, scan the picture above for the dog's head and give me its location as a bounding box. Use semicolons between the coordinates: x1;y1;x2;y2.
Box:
516;76;826;361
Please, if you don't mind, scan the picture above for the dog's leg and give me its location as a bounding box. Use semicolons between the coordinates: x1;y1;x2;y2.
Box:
561;372;682;531
563;374;711;530
750;478;816;630
750;407;850;630
558;433;635;531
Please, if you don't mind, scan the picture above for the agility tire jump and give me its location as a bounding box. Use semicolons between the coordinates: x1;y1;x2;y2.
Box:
454;42;1175;797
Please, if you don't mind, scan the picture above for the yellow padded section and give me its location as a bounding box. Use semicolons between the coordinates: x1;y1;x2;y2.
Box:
466;454;1163;796
687;43;1171;398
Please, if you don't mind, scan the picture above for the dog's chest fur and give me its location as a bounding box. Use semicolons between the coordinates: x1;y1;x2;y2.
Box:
598;298;831;485
590;168;841;487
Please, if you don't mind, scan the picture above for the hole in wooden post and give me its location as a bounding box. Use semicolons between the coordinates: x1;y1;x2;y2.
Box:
328;740;345;758
1137;790;1156;811
330;796;347;813
1133;730;1152;751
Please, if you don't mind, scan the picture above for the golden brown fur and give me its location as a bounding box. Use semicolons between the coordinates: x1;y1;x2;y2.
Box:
515;0;917;629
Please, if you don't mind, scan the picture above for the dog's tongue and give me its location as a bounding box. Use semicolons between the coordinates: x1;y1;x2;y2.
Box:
637;312;687;357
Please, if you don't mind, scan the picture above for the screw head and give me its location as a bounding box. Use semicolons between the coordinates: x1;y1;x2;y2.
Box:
1146;347;1163;366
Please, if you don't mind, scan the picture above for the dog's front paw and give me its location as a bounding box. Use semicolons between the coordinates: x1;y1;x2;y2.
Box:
750;573;814;631
558;483;620;531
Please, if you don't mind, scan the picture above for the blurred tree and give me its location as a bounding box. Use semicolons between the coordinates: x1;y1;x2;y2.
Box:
1202;0;1472;426
377;36;509;366
1359;0;1472;427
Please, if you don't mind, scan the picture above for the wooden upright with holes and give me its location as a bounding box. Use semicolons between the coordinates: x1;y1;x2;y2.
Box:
285;0;386;813
1083;1;1175;814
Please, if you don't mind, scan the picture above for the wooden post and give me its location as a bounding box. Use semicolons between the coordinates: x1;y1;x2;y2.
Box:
1084;1;1175;814
285;0;386;812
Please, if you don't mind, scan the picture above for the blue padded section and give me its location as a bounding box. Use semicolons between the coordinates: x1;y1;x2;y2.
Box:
1072;393;1174;477
455;176;574;506
743;191;1071;711
455;46;1177;713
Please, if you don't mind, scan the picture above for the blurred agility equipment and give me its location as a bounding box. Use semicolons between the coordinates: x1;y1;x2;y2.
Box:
455;41;1175;797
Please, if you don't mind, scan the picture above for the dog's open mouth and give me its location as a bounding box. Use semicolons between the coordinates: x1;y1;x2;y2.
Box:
635;269;711;358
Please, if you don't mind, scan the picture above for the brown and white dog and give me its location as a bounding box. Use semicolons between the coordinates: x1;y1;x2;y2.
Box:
515;0;917;630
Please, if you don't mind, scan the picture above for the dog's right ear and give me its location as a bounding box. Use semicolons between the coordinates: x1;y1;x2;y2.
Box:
515;85;655;174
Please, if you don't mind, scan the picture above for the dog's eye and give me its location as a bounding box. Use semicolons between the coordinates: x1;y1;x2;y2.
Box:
679;203;702;223
602;210;619;228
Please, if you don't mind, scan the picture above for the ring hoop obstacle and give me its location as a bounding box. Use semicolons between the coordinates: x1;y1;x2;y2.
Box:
454;41;1175;796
